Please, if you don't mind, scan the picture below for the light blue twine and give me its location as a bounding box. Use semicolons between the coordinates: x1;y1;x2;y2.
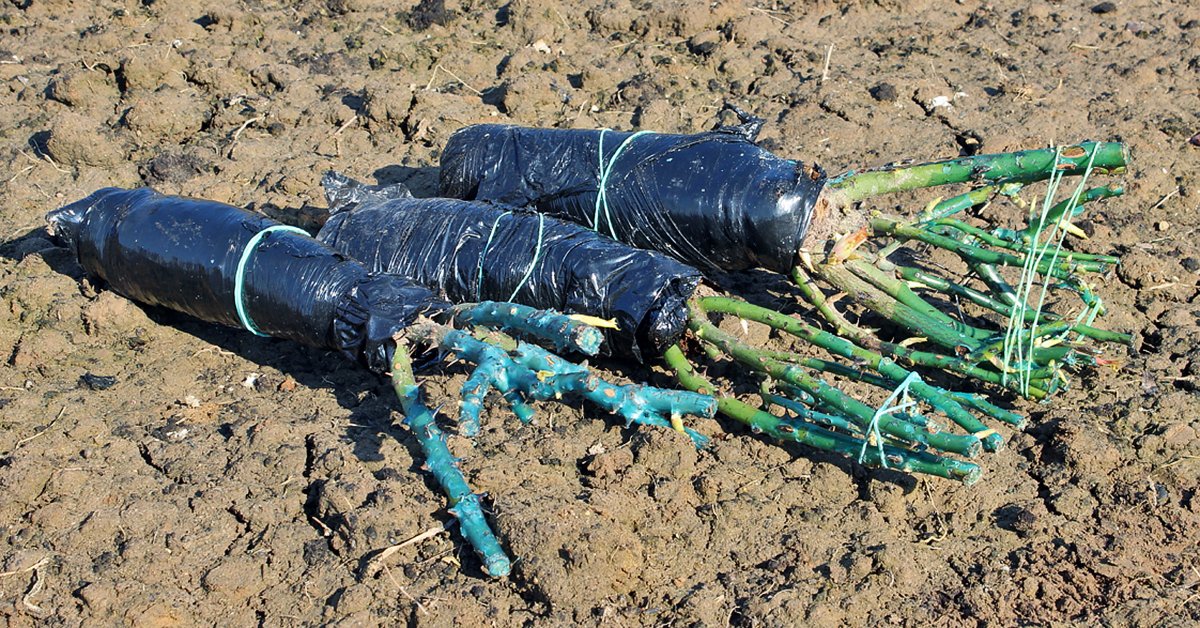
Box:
858;371;919;468
234;225;309;336
476;211;511;300
594;129;653;239
475;211;546;302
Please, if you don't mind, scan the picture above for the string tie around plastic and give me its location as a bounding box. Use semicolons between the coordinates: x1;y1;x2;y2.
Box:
475;211;547;302
234;225;309;336
858;371;919;468
594;129;653;239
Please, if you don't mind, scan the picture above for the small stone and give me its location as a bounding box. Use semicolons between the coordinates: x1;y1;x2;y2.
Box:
687;31;722;56
870;82;898;102
1181;257;1200;272
1092;2;1117;14
277;376;297;392
1189;132;1200;147
1156;220;1171;231
79;373;117;390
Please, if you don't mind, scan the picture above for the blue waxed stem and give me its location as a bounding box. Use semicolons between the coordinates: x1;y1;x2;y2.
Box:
451;301;604;356
390;348;512;577
508;342;715;448
439;329;552;435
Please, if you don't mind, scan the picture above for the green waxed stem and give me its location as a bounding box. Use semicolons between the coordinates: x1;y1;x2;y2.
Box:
896;266;1132;345
971;320;1081;364
390;347;512;577
764;351;896;390
451;301;603;356
918;186;996;222
878;339;1050;398
688;309;984;457
827;141;1127;203
846;259;994;341
931;220;1113;271
791;265;868;340
970;260;1023;309
871;218;1079;281
509;341;714;447
948;392;1027;429
662;346;982;484
695;297;1007;451
815;262;983;353
1010;183;1124;244
761;388;864;435
898;265;1017;317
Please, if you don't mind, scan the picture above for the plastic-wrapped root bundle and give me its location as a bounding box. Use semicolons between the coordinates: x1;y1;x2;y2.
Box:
314;174;1003;483
47;187;446;371
438;117;1132;402
319;172;703;361
439;120;826;273
47;187;721;576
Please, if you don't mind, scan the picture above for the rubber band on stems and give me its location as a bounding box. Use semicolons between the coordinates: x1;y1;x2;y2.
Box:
594;129;653;239
859;372;920;468
234;225;309;336
475;212;547;302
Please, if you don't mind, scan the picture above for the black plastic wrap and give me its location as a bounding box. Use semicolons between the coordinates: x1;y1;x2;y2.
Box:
438;119;827;274
318;173;702;362
47;187;448;372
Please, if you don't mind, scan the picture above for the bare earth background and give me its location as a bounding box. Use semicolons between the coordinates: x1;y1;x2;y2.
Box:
1;0;1198;625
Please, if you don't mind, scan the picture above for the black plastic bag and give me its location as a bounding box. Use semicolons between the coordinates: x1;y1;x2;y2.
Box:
438;117;826;274
318;173;702;361
47;187;448;372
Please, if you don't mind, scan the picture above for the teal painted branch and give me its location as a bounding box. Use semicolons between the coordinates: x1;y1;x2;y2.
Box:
508;341;714;447
389;340;512;577
450;301;604;356
434;327;550;435
459;328;715;446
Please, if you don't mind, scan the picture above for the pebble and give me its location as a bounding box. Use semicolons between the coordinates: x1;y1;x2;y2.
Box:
79;373;117;390
870;82;898;102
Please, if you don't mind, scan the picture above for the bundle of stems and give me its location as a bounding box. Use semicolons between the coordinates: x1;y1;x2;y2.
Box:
659;142;1130;483
435;121;1133;479
805;141;1129;396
